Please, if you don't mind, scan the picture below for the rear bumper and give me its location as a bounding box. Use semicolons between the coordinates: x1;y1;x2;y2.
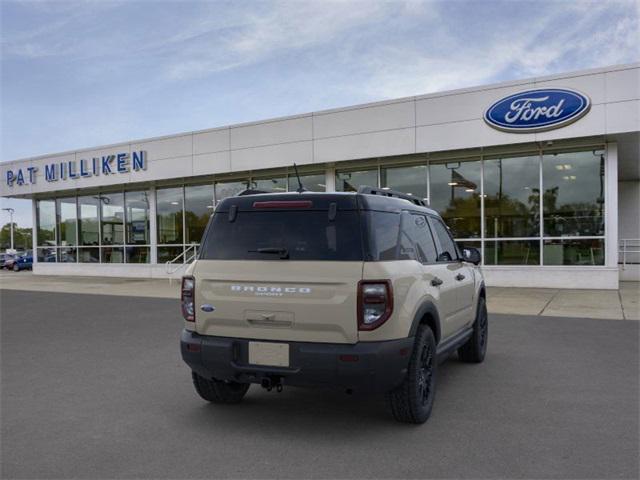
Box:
181;329;413;393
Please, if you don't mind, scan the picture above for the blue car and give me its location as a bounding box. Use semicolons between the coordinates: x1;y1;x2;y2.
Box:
13;253;33;271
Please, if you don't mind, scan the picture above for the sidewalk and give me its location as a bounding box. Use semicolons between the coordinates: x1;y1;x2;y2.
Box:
1;271;638;320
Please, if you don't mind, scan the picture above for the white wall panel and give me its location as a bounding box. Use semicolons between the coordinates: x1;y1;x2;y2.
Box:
132;156;193;182
606;68;640;103
231;141;313;172
193;151;231;176
130;134;192;161
606;100;640;134
230;116;312;150
193;128;230;155
416;85;532;126
314;128;415;163
534;72;606;105
416;119;535;152
314;101;414;139
535;104;606;142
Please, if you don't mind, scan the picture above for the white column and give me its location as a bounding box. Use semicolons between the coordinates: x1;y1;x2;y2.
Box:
605;142;618;271
31;199;37;264
325;164;336;192
149;186;158;264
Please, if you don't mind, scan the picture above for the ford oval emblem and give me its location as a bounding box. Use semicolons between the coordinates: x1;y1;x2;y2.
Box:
484;88;591;133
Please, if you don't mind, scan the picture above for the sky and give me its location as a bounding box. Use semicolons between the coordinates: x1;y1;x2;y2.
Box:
1;0;639;228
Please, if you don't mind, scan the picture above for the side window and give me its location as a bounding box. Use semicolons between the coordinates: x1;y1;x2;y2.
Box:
402;212;437;263
428;217;458;262
366;211;401;261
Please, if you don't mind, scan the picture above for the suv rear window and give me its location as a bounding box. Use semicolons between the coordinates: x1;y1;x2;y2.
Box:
200;210;363;261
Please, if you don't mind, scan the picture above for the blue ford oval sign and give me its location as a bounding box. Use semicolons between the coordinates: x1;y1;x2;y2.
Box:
484;88;591;133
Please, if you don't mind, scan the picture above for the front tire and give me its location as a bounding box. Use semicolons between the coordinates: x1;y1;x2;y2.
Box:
387;325;437;424
191;372;250;404
12;264;19;272
458;296;488;363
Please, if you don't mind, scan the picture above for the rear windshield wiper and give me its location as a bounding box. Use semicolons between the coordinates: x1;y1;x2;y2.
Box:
248;247;290;259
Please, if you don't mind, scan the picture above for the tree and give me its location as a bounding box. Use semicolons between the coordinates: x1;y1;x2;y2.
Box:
0;223;32;251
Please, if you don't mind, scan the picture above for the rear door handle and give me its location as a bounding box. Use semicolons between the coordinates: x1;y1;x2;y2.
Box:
455;274;465;281
431;277;443;287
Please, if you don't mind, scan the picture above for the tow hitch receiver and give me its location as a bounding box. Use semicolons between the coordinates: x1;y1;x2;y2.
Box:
261;377;284;392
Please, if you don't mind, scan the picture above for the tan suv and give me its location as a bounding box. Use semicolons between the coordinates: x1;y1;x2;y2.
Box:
180;187;488;424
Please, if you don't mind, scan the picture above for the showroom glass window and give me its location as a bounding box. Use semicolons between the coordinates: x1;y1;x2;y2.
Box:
253;177;287;193
125;190;150;263
381;164;428;201
185;184;214;245
335;169;378;192
156;187;184;263
484;155;540;238
429;159;481;238
542;150;605;237
214;180;249;205
100;193;124;264
56;197;77;263
542;149;605;266
77;195;100;262
288;173;326;192
156;187;183;244
36;200;57;262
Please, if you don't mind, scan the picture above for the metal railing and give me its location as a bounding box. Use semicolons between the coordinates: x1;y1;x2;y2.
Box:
619;239;640;269
166;244;198;278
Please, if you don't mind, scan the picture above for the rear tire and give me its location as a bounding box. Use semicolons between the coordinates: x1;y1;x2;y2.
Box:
191;372;250;404
386;325;437;424
458;296;488;363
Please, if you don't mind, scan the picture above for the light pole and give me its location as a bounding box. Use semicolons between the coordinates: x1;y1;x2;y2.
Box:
2;207;15;251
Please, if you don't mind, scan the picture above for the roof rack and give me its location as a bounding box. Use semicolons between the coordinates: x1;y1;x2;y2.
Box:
236;189;268;196
357;186;428;207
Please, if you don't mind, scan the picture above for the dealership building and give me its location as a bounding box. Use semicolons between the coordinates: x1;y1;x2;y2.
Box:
1;63;638;288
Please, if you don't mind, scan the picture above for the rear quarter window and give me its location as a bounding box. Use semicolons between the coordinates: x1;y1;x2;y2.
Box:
200;210;363;261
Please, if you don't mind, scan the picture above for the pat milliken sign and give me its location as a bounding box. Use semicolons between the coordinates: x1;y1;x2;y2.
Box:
484;88;591;133
5;151;147;187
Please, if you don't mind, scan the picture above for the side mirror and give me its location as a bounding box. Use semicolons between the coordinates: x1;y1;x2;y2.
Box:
462;247;481;265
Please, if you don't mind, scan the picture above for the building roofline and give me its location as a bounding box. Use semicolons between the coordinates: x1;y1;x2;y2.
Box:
3;61;639;165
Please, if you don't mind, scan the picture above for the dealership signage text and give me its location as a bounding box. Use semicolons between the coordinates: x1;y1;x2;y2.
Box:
5;150;147;187
484;88;591;132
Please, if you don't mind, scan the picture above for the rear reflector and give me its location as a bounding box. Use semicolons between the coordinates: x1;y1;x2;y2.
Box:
253;200;313;209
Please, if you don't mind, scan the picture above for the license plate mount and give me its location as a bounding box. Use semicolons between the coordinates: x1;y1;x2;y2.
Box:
248;341;290;367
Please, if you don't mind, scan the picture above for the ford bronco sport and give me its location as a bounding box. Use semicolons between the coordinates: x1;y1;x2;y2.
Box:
180;186;487;424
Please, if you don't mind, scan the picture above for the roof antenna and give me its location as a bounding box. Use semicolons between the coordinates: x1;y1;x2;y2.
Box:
292;163;306;193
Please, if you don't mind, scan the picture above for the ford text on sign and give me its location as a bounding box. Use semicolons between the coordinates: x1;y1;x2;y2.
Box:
484;88;591;133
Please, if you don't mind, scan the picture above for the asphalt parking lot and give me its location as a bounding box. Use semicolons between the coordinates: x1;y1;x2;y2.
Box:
1;290;638;479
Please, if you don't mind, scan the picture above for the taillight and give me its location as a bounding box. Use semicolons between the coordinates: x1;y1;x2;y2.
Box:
358;280;393;330
181;276;195;322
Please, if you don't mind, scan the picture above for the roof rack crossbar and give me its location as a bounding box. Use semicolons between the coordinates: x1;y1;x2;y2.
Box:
357;186;427;207
236;189;268;196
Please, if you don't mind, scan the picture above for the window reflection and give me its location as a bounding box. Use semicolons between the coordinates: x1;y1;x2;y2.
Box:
288;173;325;192
543;151;605;237
484;240;540;265
215;180;250;204
429;160;481;238
100;193;124;245
36;200;56;246
56;198;77;246
335;169;378;192
381;165;428;200
543;239;604;265
125;191;150;245
185;184;214;244
253;177;287;192
156;187;183;244
484;156;540;238
77;196;100;246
